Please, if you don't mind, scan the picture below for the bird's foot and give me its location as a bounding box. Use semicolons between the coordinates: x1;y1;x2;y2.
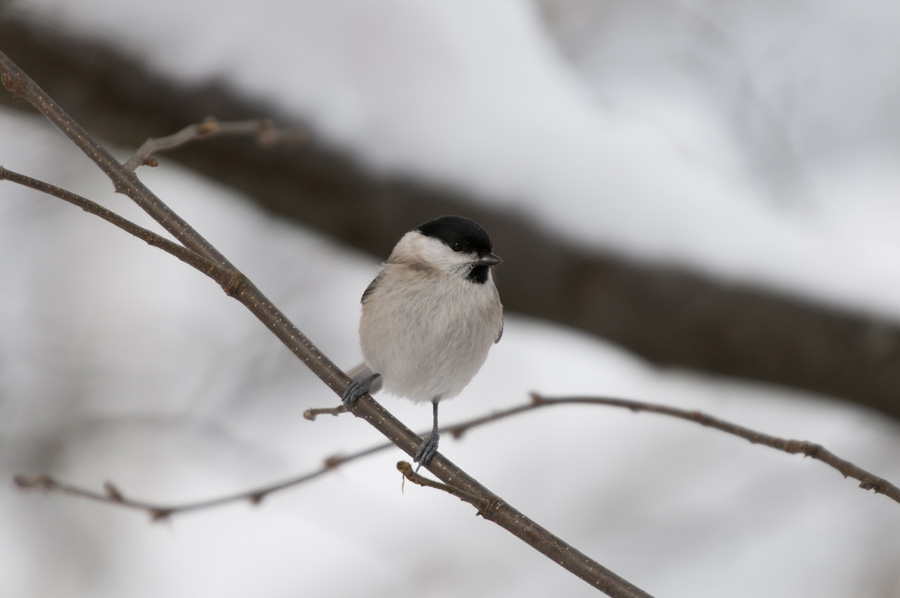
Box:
341;373;379;408
414;428;440;470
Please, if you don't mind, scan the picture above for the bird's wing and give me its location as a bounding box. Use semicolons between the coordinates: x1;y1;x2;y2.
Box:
361;271;385;304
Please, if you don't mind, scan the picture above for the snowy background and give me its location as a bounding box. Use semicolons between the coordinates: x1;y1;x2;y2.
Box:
2;1;900;596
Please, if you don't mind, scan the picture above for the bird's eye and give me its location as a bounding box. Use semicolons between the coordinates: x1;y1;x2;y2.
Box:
451;241;464;252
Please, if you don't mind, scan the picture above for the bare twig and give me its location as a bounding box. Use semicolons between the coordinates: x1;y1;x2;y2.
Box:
13;442;392;521
304;405;348;419
123;117;304;172
19;389;898;526
1;51;651;598
447;393;900;505
0;166;241;290
6;406;500;519
397;462;491;511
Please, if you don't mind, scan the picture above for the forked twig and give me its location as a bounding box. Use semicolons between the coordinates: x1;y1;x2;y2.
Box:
0;166;242;291
123;117;305;172
397;462;493;513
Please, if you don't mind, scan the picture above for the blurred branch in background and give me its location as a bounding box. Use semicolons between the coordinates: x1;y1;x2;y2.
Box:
1;15;899;423
538;0;808;197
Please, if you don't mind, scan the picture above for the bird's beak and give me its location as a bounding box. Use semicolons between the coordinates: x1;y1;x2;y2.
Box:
476;252;503;267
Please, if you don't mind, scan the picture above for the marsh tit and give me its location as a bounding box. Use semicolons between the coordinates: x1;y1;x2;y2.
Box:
342;216;504;467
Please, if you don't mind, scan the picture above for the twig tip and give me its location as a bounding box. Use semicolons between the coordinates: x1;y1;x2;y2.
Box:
304;405;348;420
149;509;172;523
14;474;54;490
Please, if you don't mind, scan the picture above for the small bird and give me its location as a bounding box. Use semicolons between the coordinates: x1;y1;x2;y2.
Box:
342;216;504;467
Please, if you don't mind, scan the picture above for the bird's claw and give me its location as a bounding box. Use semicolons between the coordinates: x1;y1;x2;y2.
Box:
414;429;440;470
342;373;378;408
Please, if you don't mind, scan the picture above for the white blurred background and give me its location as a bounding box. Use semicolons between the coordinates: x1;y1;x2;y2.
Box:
2;1;900;596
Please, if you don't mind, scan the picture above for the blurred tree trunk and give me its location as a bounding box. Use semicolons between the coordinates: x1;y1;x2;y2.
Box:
3;16;899;421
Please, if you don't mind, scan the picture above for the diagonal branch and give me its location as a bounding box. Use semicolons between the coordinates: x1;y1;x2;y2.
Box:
0;166;240;290
0;50;651;598
1;63;218;265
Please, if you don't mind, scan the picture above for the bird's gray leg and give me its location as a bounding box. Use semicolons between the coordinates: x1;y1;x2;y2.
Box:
414;400;441;469
342;373;380;408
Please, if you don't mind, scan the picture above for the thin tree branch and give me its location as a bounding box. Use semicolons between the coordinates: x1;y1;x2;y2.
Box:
304;405;348;419
123;117;304;172
13;441;392;522
0;166;242;291
1;51;651;598
446;393;900;505
18;389;898;527
7;406;505;520
1;66;212;265
397;461;490;510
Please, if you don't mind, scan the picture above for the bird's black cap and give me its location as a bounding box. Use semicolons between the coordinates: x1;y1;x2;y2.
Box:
417;215;493;256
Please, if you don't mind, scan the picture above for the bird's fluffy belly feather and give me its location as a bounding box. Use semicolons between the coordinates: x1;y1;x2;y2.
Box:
360;268;499;403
